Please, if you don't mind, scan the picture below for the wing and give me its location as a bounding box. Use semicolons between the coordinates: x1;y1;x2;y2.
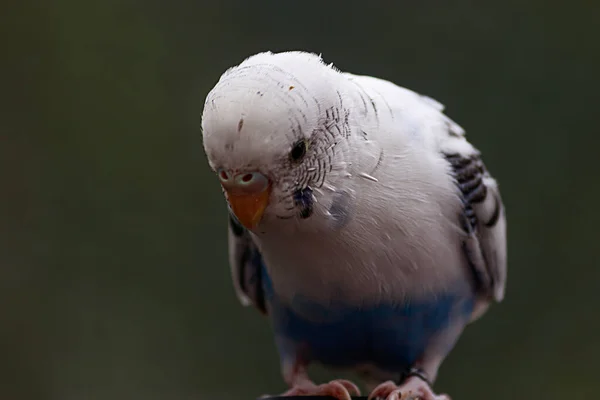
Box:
434;108;507;304
227;212;268;315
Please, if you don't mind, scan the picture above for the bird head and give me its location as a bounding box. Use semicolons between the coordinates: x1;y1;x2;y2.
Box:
201;51;353;232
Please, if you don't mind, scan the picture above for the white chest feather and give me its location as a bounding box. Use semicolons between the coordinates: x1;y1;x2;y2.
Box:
252;151;472;307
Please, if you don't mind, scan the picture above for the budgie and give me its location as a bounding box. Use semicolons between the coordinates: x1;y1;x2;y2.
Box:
201;51;506;400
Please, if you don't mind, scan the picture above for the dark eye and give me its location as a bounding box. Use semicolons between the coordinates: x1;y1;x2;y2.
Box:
290;140;307;162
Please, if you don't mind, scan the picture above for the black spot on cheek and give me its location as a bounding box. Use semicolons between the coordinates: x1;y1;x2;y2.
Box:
237;118;244;133
299;206;313;219
293;187;314;219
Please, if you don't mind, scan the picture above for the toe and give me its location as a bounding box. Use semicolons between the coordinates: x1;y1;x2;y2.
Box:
393;376;449;400
332;379;361;396
368;380;397;400
314;381;352;400
389;389;406;400
281;379;359;400
398;386;449;400
397;388;419;400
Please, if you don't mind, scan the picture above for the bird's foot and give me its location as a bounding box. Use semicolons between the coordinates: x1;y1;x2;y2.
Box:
281;379;361;400
368;377;450;400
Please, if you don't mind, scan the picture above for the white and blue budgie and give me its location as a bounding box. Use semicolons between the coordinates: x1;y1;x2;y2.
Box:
201;51;507;400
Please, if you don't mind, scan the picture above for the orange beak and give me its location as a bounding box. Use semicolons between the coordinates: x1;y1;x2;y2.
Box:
224;184;271;230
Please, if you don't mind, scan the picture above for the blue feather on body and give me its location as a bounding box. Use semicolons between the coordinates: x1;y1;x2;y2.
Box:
261;266;474;373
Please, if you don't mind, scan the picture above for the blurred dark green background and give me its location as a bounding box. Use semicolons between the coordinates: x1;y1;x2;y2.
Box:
1;1;599;399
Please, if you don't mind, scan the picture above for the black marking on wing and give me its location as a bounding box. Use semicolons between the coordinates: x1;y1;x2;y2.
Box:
445;154;487;203
461;240;487;290
485;194;501;227
228;212;267;314
238;244;266;314
444;152;503;297
444;153;499;230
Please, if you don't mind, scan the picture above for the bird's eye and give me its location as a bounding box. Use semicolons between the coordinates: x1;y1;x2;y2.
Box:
290;140;307;162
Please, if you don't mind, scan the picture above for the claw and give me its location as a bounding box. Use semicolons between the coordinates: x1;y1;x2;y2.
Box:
368;377;450;400
281;379;361;400
368;380;397;400
330;379;361;396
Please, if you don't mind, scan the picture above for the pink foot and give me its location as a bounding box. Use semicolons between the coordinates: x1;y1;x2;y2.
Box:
368;377;450;400
282;379;361;400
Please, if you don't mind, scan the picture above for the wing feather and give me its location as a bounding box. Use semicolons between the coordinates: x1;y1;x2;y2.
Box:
443;146;507;303
430;107;507;304
227;212;268;314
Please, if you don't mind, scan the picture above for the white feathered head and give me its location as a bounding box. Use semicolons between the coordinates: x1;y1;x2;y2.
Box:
201;51;354;231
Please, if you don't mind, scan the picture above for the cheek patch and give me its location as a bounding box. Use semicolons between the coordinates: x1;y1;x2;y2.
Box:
293;187;314;219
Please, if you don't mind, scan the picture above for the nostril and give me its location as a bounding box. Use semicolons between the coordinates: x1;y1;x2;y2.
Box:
218;170;229;181
233;172;269;192
241;173;254;183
